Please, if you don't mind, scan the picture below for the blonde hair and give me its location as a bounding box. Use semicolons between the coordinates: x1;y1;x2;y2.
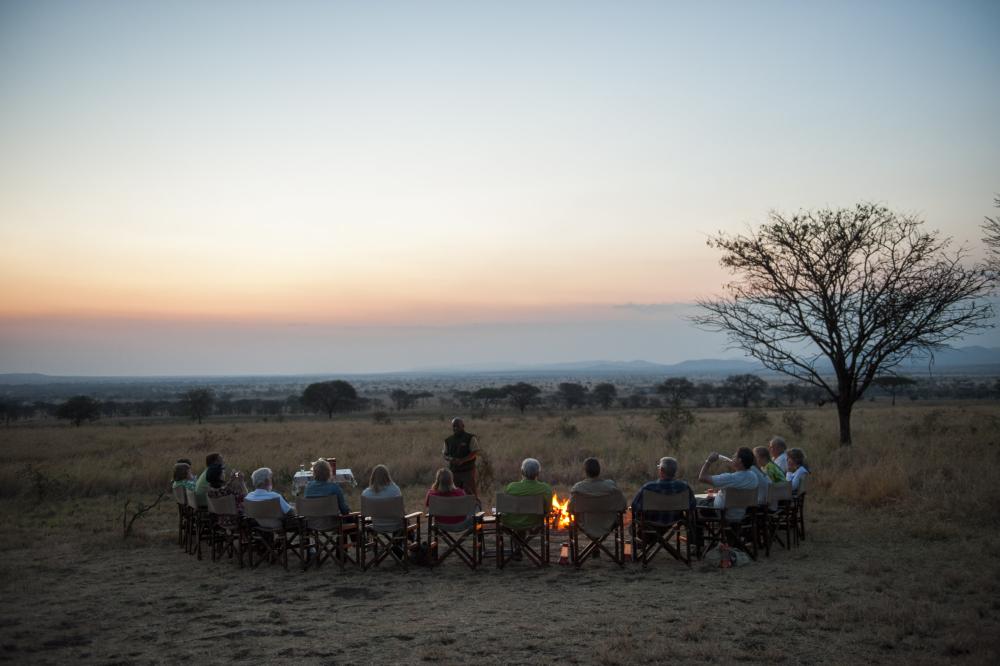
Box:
432;468;456;492
313;459;332;482
369;464;393;493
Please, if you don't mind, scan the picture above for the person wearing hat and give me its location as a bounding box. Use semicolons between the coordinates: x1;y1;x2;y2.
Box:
443;417;480;498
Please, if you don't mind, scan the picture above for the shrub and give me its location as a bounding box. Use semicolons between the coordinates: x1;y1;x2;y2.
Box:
616;416;649;442
372;411;393;425
782;411;806;437
738;409;771;434
656;405;696;449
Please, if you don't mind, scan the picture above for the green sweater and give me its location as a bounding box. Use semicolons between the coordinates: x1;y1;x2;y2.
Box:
501;478;553;530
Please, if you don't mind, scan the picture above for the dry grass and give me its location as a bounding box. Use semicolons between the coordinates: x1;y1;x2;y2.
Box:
1;403;1000;664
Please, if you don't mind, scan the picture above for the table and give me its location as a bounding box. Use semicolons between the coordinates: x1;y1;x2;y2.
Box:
292;468;358;492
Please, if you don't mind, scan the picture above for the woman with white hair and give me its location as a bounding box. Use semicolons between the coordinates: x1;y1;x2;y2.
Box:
501;458;553;531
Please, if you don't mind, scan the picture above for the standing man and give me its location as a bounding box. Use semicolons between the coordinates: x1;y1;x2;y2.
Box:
444;417;480;498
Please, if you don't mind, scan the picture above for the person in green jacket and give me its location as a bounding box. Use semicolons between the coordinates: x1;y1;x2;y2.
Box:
754;446;786;483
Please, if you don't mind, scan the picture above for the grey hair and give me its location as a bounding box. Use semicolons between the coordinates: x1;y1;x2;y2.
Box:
658;457;678;478
451;417;464;426
251;467;273;489
520;458;541;480
769;435;787;452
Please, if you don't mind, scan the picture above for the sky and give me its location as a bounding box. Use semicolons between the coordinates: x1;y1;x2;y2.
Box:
1;0;999;375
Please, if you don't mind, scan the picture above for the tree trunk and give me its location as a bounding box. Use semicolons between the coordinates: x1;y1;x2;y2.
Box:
837;400;853;445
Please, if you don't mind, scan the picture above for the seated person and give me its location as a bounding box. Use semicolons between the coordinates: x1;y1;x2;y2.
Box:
425;468;470;527
172;461;196;491
754;446;786;483
244;467;294;516
630;456;695;529
768;436;788;474
205;462;247;514
501;458;553;531
304;458;351;515
361;464;403;533
194;452;224;508
786;448;810;493
697;447;759;523
570;457;625;541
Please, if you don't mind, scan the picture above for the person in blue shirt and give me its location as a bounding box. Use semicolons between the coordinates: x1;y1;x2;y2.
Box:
244;467;295;515
304;458;351;514
631;456;696;527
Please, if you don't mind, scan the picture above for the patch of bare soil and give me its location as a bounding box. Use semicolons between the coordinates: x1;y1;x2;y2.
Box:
1;501;998;665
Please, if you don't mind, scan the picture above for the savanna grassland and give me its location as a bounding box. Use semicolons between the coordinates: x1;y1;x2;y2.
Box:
1;403;999;664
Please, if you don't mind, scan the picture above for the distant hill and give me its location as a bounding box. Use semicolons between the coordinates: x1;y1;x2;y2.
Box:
2;346;998;385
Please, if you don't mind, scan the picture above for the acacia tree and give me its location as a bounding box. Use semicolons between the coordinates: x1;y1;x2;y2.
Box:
556;382;589;409
983;194;1000;274
591;383;617;409
694;204;993;445
179;388;215;424
656;377;695;406
723;374;767;408
502;382;541;414
873;375;917;406
302;380;358;419
56;395;101;427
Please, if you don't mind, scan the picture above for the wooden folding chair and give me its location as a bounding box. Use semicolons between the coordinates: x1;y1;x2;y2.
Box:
184;488;212;560
206;493;247;567
244;498;302;570
793;475;809;542
296;497;361;570
173;486;191;550
630;490;694;568
722;487;759;561
427;495;484;570
766;482;796;551
568;491;626;567
495;493;550;569
360;496;422;571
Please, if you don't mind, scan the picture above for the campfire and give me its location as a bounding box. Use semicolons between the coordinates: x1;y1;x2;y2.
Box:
549;494;572;530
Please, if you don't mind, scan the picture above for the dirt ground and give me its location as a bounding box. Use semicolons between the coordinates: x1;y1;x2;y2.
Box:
2;498;998;665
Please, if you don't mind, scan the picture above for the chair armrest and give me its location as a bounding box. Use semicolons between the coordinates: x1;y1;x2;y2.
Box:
404;511;423;520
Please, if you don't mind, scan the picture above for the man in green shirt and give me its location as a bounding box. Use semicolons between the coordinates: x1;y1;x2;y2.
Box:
502;458;553;530
193;452;223;508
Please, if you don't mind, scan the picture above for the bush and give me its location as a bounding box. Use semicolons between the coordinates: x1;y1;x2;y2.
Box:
551;417;579;439
616;416;649;442
372;411;393;425
738;409;771;434
782;411;806;437
656;405;696;449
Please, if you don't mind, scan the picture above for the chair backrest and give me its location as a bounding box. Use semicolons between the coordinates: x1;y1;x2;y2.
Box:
244;498;286;529
296;496;340;518
569;490;626;515
206;493;238;516
184;487;200;510
724;487;758;509
173;486;187;506
495;492;547;515
640;489;690;512
768;482;792;503
361;495;405;519
428;494;477;518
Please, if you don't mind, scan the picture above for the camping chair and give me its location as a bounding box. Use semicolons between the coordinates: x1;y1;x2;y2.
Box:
173;486;191;550
568;490;627;567
206;493;247;567
722;487;760;561
427;495;485;570
793;475;808;542
494;493;550;569
630;490;694;568
296;497;361;570
766;482;796;551
244;498;303;570
359;495;422;571
184;488;212;560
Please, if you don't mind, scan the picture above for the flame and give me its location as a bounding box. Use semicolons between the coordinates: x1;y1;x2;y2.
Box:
550;494;572;530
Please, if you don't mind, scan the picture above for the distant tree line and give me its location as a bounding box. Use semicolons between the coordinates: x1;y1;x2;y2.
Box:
3;373;999;426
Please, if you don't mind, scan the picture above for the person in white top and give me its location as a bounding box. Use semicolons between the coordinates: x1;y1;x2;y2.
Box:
244;467;295;514
786;448;810;493
697;447;759;522
769;435;788;474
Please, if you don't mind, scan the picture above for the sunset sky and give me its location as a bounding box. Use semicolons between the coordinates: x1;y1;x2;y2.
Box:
2;1;999;374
